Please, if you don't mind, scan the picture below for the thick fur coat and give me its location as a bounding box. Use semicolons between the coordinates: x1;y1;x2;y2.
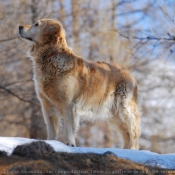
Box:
19;19;140;149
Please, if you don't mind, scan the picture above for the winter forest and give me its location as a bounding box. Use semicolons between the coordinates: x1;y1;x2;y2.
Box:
0;0;175;154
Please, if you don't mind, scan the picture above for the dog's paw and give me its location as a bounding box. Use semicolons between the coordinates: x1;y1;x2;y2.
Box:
66;143;75;147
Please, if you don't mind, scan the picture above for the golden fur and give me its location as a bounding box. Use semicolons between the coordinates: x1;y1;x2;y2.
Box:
19;19;140;149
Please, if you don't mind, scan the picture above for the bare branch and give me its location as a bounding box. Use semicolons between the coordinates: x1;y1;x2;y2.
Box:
142;134;175;142
0;36;19;43
0;85;39;106
4;79;33;87
112;29;175;41
159;0;175;27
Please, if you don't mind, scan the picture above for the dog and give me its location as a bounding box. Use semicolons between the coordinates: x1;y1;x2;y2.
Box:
19;19;140;149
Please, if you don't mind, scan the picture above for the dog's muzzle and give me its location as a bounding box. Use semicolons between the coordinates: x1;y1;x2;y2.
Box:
19;26;33;42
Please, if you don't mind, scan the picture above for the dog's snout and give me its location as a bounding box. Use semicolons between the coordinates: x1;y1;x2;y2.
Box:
19;26;23;31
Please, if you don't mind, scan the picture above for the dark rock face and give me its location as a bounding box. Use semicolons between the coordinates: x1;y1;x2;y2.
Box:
12;141;55;158
0;151;7;156
0;141;171;175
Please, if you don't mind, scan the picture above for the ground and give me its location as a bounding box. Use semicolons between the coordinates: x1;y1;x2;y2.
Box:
0;137;174;175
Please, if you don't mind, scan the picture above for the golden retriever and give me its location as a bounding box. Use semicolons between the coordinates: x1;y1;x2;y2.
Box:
19;19;140;149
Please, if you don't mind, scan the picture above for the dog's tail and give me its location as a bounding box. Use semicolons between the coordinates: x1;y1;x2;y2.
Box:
134;85;142;117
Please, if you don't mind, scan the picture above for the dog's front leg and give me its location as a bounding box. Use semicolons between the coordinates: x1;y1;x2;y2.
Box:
64;105;78;147
39;94;58;140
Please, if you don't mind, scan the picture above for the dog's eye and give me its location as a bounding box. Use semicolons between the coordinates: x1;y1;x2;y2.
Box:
35;22;39;27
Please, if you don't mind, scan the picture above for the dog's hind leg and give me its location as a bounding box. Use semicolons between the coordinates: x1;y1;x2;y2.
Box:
109;117;130;149
118;102;140;149
115;83;140;149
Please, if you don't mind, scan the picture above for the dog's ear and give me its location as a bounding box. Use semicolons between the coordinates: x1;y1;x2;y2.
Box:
43;24;60;45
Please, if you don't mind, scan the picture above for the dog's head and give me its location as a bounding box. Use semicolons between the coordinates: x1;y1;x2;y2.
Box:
19;19;66;47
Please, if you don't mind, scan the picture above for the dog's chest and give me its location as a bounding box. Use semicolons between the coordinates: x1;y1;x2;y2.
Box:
34;69;61;101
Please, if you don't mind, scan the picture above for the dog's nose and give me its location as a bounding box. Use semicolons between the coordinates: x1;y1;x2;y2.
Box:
19;26;23;31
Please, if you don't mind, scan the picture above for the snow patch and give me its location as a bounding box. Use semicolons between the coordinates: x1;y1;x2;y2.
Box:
0;137;175;169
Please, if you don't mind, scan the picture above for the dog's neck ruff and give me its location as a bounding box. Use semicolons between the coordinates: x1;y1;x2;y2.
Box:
33;48;75;75
45;50;59;59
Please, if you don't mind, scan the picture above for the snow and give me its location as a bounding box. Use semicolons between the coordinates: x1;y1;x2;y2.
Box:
0;137;175;169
